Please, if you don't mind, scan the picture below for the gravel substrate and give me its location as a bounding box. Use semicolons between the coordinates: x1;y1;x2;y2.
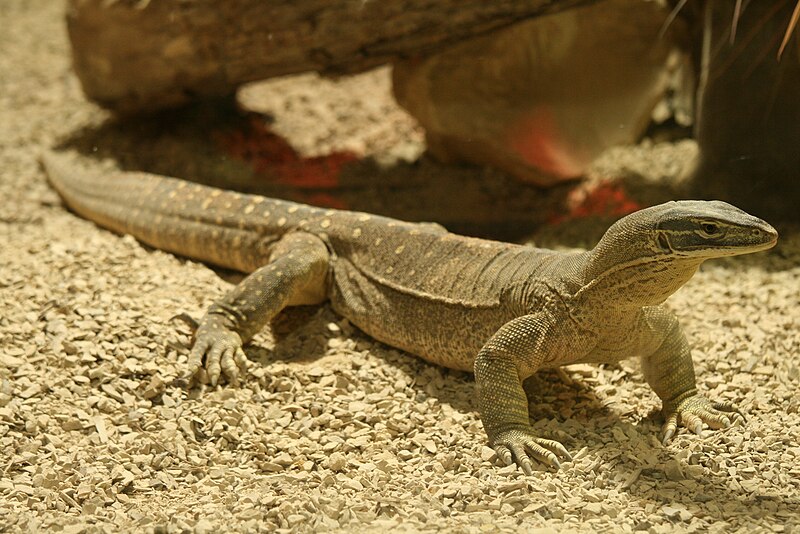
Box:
1;1;799;532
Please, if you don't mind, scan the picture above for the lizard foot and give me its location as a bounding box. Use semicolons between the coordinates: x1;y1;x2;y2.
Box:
661;393;744;444
186;314;248;387
491;426;572;475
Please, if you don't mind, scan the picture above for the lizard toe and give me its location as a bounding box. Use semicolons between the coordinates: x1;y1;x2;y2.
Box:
505;442;537;475
702;412;731;430
234;347;249;378
694;404;734;430
713;401;746;423
676;411;702;435
494;444;514;468
661;412;678;444
514;452;536;476
536;437;573;462
220;347;239;385
206;344;224;387
525;441;561;470
186;339;210;380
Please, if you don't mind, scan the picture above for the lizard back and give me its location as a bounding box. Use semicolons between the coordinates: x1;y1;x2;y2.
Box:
328;224;557;308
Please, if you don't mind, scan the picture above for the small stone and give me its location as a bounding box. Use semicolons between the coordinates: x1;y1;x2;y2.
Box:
583;503;602;515
237;507;261;521
287;514;307;527
18;385;41;399
94;417;109;443
194;519;214;534
664;460;684;481
342;477;364;491
141;375;165;399
274;452;293;467
327;452;347;472
412;435;436;454
260;462;283;472
307;367;327;377
81;500;98;515
15;484;34;496
348;435;371;448
661;504;689;521
497;480;527;493
61;418;85;431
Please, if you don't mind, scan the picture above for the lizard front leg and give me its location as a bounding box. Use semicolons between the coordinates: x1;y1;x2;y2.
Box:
474;313;573;474
188;232;330;385
640;307;744;443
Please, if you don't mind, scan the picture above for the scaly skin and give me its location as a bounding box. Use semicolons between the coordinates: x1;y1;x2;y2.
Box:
43;153;778;474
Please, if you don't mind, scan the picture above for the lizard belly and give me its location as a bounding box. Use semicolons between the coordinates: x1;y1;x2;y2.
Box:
329;259;508;372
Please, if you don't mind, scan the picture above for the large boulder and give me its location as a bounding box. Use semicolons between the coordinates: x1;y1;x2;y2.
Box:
393;0;691;186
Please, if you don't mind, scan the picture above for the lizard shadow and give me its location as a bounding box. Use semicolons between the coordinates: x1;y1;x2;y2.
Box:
261;300;624;448
279;316;800;523
53;98;571;242
196;269;622;441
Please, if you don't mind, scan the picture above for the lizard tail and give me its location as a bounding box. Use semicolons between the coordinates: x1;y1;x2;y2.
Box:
42;151;157;238
40;151;284;272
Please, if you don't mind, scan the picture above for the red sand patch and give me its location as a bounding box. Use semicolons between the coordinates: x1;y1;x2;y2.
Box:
216;116;359;190
550;182;642;225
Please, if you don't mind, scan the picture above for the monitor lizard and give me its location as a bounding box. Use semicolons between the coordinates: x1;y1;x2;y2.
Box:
42;152;778;475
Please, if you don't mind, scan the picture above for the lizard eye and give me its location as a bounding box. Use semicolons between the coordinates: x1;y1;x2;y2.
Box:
701;222;719;235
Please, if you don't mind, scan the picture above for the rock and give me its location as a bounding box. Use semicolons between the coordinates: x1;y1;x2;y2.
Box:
194;519;214;534
664;459;684;481
583;502;603;516
327;452;348;472
393;0;690;185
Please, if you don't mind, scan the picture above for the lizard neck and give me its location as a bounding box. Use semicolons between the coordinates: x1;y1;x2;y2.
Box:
575;211;706;310
576;254;704;309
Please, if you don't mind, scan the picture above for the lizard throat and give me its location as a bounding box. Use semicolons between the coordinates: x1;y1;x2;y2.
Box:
575;256;704;309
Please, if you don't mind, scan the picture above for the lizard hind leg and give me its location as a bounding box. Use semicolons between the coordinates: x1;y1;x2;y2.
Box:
188;231;330;386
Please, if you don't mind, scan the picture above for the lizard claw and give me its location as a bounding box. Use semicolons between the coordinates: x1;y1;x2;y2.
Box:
491;426;572;475
186;315;248;386
661;393;744;444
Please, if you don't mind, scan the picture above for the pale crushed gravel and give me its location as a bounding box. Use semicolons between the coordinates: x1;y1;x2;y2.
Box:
1;1;800;533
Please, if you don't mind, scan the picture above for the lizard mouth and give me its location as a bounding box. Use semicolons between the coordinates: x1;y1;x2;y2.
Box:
754;234;779;251
722;221;779;255
715;232;778;256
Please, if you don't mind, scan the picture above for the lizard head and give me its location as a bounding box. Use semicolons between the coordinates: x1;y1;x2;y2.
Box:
582;200;777;305
649;200;778;259
594;200;778;265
